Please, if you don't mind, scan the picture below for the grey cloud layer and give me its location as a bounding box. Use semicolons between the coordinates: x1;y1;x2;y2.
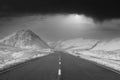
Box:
0;14;120;41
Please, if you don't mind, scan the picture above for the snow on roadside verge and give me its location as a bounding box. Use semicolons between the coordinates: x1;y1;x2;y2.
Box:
0;50;52;71
79;55;120;72
66;50;120;72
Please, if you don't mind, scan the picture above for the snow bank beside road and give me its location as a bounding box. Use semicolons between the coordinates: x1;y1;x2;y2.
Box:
0;49;51;71
61;38;120;72
70;50;120;72
79;54;120;72
59;38;98;50
77;50;120;60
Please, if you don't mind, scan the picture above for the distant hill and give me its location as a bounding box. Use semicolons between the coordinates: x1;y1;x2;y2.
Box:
92;38;120;51
58;38;120;51
56;38;99;50
0;29;49;50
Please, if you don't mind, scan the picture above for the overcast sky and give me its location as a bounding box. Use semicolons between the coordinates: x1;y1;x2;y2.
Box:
0;0;120;19
0;14;120;41
0;0;120;41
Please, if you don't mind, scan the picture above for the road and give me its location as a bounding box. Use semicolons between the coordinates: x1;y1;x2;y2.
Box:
0;52;120;80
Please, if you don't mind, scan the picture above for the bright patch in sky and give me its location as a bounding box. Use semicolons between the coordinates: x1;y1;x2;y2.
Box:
61;14;95;31
1;14;120;41
68;14;83;24
64;14;94;24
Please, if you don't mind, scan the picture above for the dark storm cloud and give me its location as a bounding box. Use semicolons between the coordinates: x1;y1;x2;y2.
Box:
0;0;120;20
0;0;120;41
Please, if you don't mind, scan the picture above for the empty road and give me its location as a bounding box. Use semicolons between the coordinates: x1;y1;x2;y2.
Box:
0;52;120;80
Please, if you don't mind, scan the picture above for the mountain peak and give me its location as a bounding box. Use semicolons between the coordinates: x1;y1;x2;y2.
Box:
0;29;49;49
15;29;41;40
17;29;34;34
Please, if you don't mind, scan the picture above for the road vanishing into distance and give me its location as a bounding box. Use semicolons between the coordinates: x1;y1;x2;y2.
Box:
0;52;120;80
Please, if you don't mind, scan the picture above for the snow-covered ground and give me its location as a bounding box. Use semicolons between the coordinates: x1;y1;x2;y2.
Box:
66;49;120;72
61;38;120;72
58;38;98;50
0;48;52;71
79;54;120;72
0;28;51;71
92;38;120;51
70;49;120;72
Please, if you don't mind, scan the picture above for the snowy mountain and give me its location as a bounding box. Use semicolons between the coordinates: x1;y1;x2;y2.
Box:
57;38;99;50
0;29;49;50
92;38;120;51
0;29;51;70
50;38;120;72
57;38;120;51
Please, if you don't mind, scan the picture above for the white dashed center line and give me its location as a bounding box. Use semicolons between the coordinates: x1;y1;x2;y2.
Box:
58;69;61;75
59;61;61;65
58;55;62;80
59;56;61;61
